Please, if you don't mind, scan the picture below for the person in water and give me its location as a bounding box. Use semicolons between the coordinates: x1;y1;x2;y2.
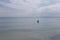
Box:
37;20;39;23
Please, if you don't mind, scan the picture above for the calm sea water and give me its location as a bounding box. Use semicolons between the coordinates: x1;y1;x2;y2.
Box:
0;17;60;40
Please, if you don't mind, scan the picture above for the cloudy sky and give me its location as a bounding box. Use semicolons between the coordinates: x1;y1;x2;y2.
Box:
0;0;60;17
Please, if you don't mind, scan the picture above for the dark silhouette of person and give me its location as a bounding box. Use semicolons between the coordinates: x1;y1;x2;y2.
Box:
37;20;39;23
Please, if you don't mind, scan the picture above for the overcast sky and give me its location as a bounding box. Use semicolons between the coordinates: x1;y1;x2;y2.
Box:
0;0;60;17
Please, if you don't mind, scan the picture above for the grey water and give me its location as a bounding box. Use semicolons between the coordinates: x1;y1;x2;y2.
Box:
0;17;60;40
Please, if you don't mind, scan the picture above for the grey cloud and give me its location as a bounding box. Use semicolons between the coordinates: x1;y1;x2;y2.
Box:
0;4;16;11
0;0;11;3
0;3;26;15
37;0;60;7
0;0;60;17
23;0;30;3
39;7;60;17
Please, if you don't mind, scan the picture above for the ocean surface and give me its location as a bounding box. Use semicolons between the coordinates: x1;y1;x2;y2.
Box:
0;17;60;40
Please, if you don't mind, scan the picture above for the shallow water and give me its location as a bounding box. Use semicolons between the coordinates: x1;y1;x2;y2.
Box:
0;17;60;40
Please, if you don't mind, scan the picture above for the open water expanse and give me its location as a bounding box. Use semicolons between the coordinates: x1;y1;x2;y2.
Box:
0;17;60;40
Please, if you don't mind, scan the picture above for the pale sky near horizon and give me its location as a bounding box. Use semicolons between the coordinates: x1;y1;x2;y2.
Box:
0;0;60;17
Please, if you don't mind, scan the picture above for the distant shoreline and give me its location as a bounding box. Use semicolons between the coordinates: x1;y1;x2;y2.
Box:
0;17;60;18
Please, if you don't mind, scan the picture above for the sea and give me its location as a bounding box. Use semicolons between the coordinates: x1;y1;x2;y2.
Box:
0;17;60;40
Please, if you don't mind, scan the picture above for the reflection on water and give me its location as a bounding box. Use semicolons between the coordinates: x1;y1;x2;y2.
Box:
0;17;60;40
